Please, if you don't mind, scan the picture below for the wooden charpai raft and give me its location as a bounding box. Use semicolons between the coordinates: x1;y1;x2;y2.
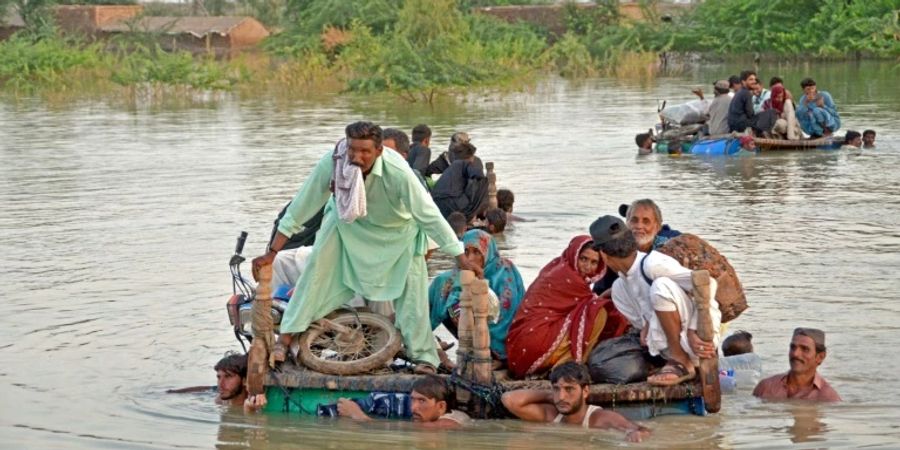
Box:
252;162;720;419
259;269;720;419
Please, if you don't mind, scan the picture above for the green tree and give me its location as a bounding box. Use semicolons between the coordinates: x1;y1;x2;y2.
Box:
14;0;56;37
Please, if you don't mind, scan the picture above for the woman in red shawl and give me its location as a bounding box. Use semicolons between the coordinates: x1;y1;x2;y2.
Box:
763;84;801;139
506;235;629;379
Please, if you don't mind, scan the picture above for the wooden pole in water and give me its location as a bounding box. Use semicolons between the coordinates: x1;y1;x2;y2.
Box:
456;270;476;406
486;162;498;210
246;264;274;396
691;269;721;413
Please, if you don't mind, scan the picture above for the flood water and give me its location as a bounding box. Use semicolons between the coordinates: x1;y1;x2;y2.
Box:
2;61;899;449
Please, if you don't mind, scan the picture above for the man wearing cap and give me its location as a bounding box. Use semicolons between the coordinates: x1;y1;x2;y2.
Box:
707;80;733;135
753;328;841;402
590;215;720;386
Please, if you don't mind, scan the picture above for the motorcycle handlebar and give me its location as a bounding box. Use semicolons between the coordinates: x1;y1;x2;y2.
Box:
235;231;248;256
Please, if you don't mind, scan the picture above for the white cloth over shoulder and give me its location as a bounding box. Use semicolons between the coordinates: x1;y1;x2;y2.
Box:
331;138;366;223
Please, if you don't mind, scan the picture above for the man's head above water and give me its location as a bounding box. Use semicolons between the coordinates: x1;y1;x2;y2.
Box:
549;362;592;416
410;375;456;422
346;121;384;175
790;328;827;376
215;352;247;404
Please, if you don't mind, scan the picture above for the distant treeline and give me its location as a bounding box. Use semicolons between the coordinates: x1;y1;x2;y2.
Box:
1;0;897;98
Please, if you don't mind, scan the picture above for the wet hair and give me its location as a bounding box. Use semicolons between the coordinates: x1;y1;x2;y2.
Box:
594;228;637;258
844;130;861;144
635;132;651;148
739;70;757;82
449;131;470;147
800;78;816;89
447;211;467;237
722;331;754;357
411;124;431;143
484;208;507;234
346;121;383;147
411;375;456;409
549;362;592;388
454;141;477;159
625;199;662;226
863;129;876;138
214;352;248;378
382;128;410;155
496;189;515;213
769;76;783;87
667;138;682;154
728;75;741;87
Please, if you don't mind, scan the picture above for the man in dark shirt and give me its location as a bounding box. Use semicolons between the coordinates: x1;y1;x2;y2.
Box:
729;70;777;135
431;142;488;221
406;124;432;173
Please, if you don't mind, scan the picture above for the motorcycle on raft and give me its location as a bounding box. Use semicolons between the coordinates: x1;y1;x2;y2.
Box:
225;232;401;375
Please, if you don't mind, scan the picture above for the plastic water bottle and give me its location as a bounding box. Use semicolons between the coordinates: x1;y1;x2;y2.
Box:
719;353;763;390
719;370;737;394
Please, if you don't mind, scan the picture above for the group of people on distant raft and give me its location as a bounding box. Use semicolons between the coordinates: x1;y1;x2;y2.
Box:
215;121;842;438
638;69;879;153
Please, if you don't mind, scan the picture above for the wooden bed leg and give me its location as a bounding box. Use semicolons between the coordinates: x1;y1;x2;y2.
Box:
691;269;721;413
486;162;498;210
456;270;476;407
247;264;274;396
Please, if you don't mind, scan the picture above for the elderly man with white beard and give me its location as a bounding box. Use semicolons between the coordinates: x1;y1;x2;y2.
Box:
593;199;681;296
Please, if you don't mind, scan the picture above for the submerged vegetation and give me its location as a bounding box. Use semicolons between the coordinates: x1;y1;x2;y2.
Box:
0;0;897;99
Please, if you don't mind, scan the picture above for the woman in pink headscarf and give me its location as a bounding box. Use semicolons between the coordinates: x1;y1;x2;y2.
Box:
506;236;628;379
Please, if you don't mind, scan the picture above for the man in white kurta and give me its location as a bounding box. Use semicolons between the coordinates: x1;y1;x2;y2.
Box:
590;215;720;383
610;250;722;362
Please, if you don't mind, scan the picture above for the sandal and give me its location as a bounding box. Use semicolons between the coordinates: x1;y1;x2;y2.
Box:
647;362;695;387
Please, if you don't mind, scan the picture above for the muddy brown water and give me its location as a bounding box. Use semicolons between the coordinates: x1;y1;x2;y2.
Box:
1;61;899;449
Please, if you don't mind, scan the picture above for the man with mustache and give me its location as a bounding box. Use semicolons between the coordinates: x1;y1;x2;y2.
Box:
502;362;651;442
336;375;470;428
753;328;841;402
593;199;680;296
214;352;248;407
253;121;482;374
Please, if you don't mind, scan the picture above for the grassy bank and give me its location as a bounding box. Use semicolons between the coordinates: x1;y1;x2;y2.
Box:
1;0;897;100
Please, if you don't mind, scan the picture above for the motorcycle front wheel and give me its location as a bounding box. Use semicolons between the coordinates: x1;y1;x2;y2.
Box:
297;312;401;375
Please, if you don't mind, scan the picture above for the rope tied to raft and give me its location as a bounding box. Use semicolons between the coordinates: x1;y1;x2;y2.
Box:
269;368;316;415
447;352;507;419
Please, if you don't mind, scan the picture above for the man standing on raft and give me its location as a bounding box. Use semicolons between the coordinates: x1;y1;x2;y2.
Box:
253;121;482;373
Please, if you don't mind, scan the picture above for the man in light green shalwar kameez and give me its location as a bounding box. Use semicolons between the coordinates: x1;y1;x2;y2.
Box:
253;122;482;371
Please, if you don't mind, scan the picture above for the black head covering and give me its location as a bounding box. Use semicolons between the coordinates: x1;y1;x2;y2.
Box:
589;215;627;247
